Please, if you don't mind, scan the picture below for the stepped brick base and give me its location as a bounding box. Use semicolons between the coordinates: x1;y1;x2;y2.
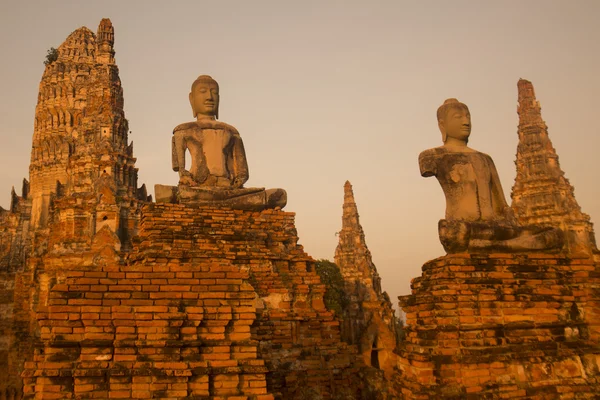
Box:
20;203;392;399
396;253;600;399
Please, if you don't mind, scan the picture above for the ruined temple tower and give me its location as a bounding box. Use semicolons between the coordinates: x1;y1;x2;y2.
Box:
334;181;397;375
0;19;150;397
29;18;146;238
511;79;596;254
335;181;382;296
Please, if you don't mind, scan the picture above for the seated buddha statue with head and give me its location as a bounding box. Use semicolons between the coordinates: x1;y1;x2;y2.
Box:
155;75;286;211
419;98;563;253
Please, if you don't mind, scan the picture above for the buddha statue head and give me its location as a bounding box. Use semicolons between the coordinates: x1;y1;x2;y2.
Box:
189;75;220;120
436;98;471;144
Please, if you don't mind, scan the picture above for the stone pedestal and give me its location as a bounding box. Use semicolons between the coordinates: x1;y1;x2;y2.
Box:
20;203;386;399
396;253;600;399
155;184;287;211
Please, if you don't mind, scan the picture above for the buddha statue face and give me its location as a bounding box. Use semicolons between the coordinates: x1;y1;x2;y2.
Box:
437;99;471;144
189;75;220;119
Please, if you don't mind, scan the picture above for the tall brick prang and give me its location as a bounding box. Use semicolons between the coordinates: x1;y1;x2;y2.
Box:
29;18;147;234
0;19;150;397
511;79;596;254
334;181;397;377
335;181;381;294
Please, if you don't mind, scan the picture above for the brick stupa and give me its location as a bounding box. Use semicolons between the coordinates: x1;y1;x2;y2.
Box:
511;79;597;255
395;80;600;399
334;181;397;376
0;18;150;398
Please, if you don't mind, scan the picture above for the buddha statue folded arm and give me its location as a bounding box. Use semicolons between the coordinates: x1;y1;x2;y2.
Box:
419;98;563;253
172;125;199;185
171;120;249;188
228;131;249;188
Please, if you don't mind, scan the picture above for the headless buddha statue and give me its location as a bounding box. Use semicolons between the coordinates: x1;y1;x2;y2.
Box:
155;75;286;210
419;99;563;253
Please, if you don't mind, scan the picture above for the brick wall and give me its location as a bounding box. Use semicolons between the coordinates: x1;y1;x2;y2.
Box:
20;204;394;399
396;253;600;399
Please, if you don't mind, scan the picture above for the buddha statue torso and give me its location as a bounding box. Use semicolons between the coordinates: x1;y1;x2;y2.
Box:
419;146;504;221
172;119;249;188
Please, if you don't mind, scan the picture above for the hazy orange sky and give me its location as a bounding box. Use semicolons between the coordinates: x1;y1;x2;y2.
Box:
1;1;599;310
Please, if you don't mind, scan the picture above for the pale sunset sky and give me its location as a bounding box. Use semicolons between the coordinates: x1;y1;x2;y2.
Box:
1;1;599;309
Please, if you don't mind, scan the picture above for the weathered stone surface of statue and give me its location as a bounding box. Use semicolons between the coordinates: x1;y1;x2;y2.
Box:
419;98;563;253
155;75;286;210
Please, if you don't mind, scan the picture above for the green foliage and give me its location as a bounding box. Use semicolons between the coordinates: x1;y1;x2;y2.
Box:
395;317;405;343
44;47;58;65
314;259;348;316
